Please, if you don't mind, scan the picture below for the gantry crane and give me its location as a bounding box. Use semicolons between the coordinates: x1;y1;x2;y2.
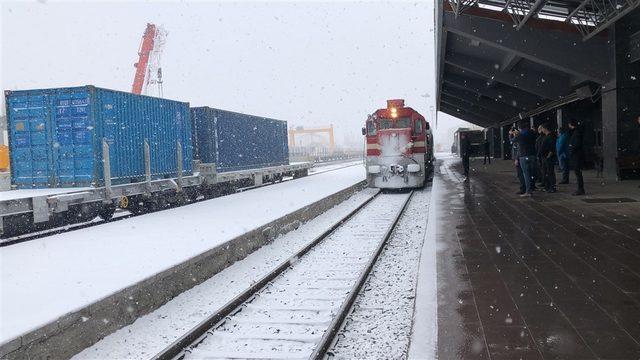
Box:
132;23;167;97
288;125;335;155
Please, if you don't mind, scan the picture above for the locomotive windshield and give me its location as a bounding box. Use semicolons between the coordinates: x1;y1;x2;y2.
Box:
379;119;393;129
377;117;411;130
395;117;411;128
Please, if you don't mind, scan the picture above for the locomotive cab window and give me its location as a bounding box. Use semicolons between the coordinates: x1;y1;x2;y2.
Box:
367;121;376;135
414;120;423;134
395;117;411;129
379;119;393;129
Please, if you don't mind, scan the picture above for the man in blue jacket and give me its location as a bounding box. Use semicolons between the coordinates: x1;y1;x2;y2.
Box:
556;127;570;184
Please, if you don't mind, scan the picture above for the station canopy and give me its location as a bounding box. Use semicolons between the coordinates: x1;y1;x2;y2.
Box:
436;0;640;127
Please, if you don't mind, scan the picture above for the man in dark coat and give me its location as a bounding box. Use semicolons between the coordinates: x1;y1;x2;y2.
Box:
540;124;557;192
509;128;526;194
535;125;545;186
460;133;471;181
483;139;491;165
568;119;585;195
517;123;537;197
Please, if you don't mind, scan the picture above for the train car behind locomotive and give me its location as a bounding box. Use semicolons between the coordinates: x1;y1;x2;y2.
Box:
362;99;434;189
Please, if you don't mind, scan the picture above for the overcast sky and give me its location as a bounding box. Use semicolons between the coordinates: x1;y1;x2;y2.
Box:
1;0;471;149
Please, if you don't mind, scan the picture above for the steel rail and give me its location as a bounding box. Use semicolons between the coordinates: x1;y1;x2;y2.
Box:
309;190;414;359
151;189;382;360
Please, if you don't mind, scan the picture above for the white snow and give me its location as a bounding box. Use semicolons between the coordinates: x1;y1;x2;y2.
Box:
408;171;439;359
0;165;364;345
309;160;363;174
0;187;93;201
331;187;432;359
183;193;409;359
73;189;377;359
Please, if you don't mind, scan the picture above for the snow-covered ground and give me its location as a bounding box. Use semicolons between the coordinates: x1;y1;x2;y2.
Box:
0;187;93;201
309;159;363;174
330;187;433;359
73;189;378;359
409;170;440;359
0;166;364;345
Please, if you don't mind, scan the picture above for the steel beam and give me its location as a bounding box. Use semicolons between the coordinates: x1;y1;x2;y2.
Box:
441;94;508;122
443;11;612;84
501;53;522;73
517;0;548;30
443;70;543;110
566;0;640;41
440;104;494;127
440;99;498;124
441;87;519;116
445;53;569;99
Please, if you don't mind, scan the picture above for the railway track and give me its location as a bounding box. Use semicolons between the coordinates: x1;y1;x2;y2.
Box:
0;161;363;247
151;190;413;360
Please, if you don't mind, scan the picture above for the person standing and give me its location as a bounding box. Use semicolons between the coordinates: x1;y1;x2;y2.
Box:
535;125;545;187
510;128;526;194
568;119;586;195
517;123;537;197
483;139;491;165
460;132;471;181
540;124;557;192
556;127;570;184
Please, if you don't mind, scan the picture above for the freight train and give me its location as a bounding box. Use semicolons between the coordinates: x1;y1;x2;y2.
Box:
362;99;434;189
1;86;310;237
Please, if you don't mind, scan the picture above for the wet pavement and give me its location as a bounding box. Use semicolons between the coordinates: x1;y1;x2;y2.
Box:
436;155;640;359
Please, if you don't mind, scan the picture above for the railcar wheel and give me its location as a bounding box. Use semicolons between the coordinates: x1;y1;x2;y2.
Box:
98;205;116;221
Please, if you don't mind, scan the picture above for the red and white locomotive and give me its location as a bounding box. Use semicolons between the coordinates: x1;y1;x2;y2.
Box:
362;99;434;188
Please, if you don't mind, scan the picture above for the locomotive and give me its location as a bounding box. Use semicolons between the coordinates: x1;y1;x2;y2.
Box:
362;99;434;188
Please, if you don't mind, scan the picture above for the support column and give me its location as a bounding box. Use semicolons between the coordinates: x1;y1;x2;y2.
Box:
602;28;618;180
500;126;505;159
556;108;563;130
602;79;618;179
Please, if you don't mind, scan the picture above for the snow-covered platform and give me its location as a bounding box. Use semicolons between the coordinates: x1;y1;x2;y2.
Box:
0;165;364;356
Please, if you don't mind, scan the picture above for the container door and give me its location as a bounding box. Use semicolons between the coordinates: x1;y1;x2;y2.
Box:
51;90;94;186
8;94;53;187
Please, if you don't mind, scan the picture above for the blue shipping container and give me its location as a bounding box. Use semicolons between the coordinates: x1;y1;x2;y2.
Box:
5;86;192;188
190;107;289;172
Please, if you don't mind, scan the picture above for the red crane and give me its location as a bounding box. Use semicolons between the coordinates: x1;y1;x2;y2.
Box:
132;23;157;95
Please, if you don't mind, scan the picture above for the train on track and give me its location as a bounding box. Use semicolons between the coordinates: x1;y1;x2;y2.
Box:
362;99;434;189
1;86;311;238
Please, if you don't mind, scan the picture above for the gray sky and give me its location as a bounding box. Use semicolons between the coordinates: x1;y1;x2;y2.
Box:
1;0;471;149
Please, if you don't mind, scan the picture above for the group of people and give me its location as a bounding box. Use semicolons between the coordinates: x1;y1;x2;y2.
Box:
509;119;585;197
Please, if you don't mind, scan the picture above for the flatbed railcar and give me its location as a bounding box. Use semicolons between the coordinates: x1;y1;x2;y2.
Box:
1;86;310;237
0;161;310;237
362;99;434;189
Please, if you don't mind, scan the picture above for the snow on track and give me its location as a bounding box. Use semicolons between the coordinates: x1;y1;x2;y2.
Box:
181;193;411;359
0;166;364;346
73;189;378;360
329;186;432;359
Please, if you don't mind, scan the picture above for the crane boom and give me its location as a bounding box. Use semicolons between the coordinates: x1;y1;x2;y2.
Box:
132;24;157;95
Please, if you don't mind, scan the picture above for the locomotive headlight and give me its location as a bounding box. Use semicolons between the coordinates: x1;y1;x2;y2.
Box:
390;107;398;118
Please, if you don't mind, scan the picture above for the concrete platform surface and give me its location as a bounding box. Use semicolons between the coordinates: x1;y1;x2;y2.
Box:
0;165;364;346
436;155;640;359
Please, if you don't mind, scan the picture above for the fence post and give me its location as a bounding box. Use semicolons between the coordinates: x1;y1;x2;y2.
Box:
102;138;112;199
176;140;183;192
144;139;151;191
